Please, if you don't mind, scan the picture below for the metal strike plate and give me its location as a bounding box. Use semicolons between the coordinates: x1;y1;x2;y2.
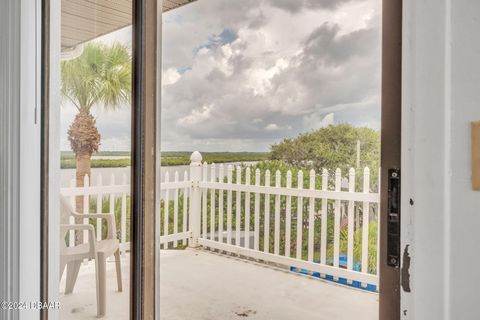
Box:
387;168;401;268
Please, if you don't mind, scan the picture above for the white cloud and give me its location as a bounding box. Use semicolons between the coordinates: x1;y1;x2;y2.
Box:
161;0;380;151
265;123;280;131
61;0;381;152
322;113;335;127
177;104;215;127
163;68;181;85
303;112;335;131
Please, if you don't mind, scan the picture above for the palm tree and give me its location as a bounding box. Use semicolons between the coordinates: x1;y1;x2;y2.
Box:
61;42;131;242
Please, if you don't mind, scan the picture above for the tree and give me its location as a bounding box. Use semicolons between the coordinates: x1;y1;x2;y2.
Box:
61;42;131;241
270;124;380;190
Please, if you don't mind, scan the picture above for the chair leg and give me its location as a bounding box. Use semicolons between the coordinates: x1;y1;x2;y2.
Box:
96;252;107;318
65;261;81;294
114;249;123;292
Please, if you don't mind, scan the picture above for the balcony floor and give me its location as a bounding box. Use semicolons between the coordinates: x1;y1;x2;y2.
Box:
60;249;378;319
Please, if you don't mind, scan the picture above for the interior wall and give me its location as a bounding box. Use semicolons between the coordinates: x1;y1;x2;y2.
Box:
0;0;22;318
448;0;480;318
402;0;480;319
19;0;42;318
401;1;449;319
0;0;41;319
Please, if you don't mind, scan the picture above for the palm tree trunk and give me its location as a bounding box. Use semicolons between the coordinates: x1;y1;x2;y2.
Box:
75;153;91;244
68;109;100;245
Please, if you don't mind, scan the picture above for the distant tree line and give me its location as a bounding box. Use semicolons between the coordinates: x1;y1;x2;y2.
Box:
269;124;380;191
270;124;380;173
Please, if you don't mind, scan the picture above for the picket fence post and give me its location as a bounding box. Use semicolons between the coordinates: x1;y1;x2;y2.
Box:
189;151;203;247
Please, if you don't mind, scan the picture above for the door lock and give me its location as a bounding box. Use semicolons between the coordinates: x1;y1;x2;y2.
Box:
387;168;401;268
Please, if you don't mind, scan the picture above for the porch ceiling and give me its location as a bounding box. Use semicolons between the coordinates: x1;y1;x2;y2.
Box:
61;0;196;50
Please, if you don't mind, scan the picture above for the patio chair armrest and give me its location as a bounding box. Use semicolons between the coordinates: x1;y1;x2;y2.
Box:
60;224;95;232
70;212;117;239
70;212;111;219
60;224;96;253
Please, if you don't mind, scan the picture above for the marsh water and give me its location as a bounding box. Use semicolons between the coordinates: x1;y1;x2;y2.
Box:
60;161;258;187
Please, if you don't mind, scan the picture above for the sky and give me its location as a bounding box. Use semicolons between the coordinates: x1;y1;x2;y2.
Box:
60;0;381;152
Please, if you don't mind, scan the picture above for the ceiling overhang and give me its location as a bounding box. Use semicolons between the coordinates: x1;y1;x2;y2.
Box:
61;0;196;50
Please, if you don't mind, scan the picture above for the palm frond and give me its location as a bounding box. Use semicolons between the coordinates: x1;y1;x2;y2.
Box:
61;42;131;111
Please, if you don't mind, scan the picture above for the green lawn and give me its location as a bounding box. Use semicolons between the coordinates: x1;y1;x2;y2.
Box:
60;151;269;169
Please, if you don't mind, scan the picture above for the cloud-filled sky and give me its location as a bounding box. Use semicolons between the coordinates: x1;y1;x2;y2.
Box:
60;0;381;152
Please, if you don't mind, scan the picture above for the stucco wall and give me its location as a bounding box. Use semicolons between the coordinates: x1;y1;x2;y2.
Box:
402;0;480;319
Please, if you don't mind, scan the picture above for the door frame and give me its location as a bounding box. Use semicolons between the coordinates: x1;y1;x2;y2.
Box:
40;0;158;319
131;0;157;318
380;0;402;319
39;0;403;318
146;0;404;318
1;0;42;319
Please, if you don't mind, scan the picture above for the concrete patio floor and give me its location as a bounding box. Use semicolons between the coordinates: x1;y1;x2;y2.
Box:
59;255;130;319
60;249;378;319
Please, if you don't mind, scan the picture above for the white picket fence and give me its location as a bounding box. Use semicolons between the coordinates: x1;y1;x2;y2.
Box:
60;173;130;256
59;151;380;287
160;152;380;287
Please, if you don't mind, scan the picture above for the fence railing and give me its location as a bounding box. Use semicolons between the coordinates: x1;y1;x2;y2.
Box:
160;151;380;288
159;171;191;246
60;173;130;256
59;151;380;288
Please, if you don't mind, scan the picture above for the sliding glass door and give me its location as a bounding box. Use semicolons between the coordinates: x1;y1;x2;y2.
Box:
46;0;134;318
155;0;404;319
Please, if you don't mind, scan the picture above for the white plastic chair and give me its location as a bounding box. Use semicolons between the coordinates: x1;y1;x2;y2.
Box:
59;196;122;317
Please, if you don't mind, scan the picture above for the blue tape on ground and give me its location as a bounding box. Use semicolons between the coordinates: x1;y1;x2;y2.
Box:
290;266;378;293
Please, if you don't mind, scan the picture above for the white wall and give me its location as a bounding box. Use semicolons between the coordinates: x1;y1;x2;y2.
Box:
0;0;41;319
19;0;42;318
0;1;22;318
448;1;480;318
402;0;480;319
